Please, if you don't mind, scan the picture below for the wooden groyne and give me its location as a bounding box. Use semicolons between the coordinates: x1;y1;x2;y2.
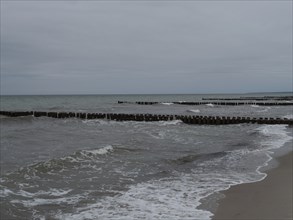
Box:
1;111;292;125
117;101;293;106
202;96;293;101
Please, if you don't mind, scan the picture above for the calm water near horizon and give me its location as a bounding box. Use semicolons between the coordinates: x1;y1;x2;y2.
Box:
1;93;292;219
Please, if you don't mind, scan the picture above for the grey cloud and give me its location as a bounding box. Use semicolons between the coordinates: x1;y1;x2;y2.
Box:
1;1;292;95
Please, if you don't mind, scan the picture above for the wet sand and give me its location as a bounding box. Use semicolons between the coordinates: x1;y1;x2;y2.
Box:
213;151;292;220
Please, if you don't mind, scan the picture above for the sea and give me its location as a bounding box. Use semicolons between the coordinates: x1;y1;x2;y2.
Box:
0;93;292;220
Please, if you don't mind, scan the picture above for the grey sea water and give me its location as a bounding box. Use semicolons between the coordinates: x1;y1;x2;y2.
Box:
0;93;292;219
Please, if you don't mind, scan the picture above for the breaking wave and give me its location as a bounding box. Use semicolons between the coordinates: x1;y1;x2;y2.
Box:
282;114;293;119
187;109;200;113
161;102;174;105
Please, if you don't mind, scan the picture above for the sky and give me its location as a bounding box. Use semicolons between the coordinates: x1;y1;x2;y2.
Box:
1;1;292;95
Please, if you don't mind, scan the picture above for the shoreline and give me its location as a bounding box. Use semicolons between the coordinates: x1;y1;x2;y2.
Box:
212;150;293;220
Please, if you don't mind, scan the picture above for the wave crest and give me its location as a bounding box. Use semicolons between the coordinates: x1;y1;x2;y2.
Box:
256;125;292;150
79;145;114;157
187;109;200;113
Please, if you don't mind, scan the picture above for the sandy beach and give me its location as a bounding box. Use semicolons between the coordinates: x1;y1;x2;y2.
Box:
213;151;293;220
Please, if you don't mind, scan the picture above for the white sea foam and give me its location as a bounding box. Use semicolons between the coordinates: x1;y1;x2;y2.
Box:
1;188;72;198
6;123;292;220
82;119;108;126
38;188;72;197
157;120;182;126
32;213;45;220
56;175;214;220
81;145;114;156
257;106;272;112
256;125;292;150
282;114;293;119
206;103;214;107
251;104;260;108
161;102;174;105
11;194;85;207
252;125;292;182
83;119;184;128
0;188;15;197
55;125;290;220
188;109;200;113
147;131;167;140
201;124;293;217
225;125;293;185
56;166;261;220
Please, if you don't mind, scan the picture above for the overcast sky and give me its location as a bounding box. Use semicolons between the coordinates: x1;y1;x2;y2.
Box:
1;1;292;95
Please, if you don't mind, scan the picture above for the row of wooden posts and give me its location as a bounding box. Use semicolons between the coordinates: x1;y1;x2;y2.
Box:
117;101;293;106
1;111;292;125
202;97;293;101
201;96;293;101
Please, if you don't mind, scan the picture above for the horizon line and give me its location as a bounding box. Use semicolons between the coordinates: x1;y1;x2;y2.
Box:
1;91;292;96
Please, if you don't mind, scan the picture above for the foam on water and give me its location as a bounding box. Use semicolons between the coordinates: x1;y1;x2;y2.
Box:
255;124;290;159
0;188;15;198
157;120;182;126
251;104;260;108
0;145;115;190
55;124;292;220
256;125;292;150
206;103;214;107
55;156;264;220
2;94;292;220
187;109;201;113
56;175;214;220
282;114;293;119
11;194;86;207
1;188;71;198
256;106;271;113
219;124;293;194
82;119;183;127
253;124;293;178
49;145;115;166
147;131;167;140
161;102;174;105
80;145;114;156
